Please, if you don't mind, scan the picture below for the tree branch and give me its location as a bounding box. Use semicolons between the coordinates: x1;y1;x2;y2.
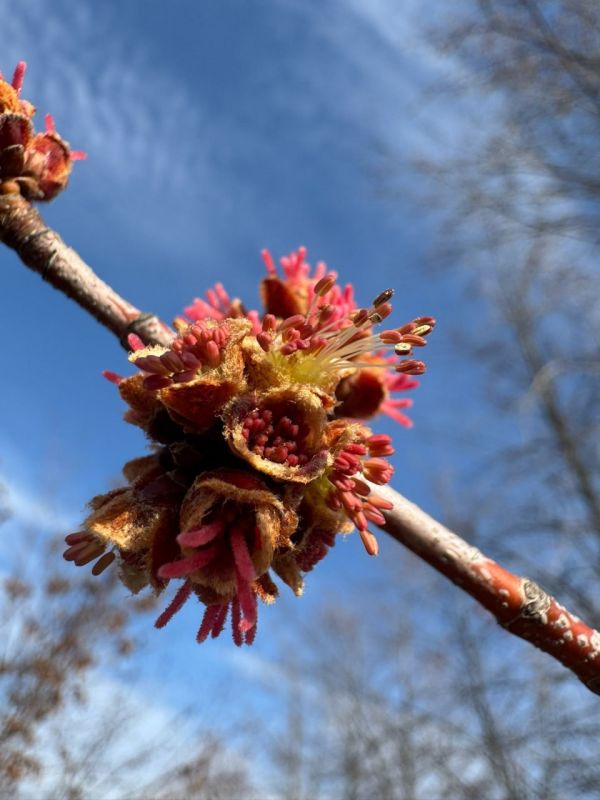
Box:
0;193;174;348
2;195;599;695
375;483;600;696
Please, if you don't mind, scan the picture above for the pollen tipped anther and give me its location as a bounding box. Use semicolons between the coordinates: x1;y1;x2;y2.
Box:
373;289;394;307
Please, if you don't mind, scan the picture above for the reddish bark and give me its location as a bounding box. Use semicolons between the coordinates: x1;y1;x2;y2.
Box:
375;484;600;695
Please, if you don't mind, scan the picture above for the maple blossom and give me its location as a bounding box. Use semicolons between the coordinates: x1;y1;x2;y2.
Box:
0;61;84;201
64;247;434;645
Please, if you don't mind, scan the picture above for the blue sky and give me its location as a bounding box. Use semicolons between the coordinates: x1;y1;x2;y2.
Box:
0;0;513;789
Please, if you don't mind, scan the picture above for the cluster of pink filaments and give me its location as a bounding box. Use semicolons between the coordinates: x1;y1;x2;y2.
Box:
241;407;311;467
380;371;420;427
262;246;356;325
186;282;236;321
184;283;261;334
132;321;231;390
295;527;337;573
198;597;256;646
327;433;396;556
155;582;257;647
256;278;434;384
156;503;260;641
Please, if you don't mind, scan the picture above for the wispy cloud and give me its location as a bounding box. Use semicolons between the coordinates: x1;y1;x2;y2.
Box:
286;0;473;156
1;0;229;201
0;475;76;532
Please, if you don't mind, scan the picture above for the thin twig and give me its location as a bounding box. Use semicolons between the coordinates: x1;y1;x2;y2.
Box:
2;195;599;695
0;192;174;348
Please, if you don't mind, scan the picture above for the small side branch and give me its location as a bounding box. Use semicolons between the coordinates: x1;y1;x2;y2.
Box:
375;484;600;696
0;193;173;348
2;196;599;695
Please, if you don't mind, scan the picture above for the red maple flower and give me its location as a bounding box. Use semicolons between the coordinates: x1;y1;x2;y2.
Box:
65;248;435;645
0;62;84;201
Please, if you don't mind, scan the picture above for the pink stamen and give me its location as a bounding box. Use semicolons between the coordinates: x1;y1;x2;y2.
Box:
155;581;193;628
231;596;243;646
344;444;368;456
11;61;26;94
211;603;229;638
197;604;222;643
363;507;386;525
279;314;306;332
102;370;123;385
244;619;257;645
236;570;257;632
205;340;221;366
359;529;379;556
366;494;394;511
231;528;257;582
44;113;55;133
262;314;277;332
367;434;395;457
127;333;145;351
157;546;217;579
353;510;368;532
387;374;419;392
395;360;426;375
380;402;413;428
362;458;395;484
177;521;224;548
257;332;272;352
261;248;276;275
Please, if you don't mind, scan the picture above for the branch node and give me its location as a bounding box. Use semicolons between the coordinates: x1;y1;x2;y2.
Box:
16;226;53;255
518;578;552;623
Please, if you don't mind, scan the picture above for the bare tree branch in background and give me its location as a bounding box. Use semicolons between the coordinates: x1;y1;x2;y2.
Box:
263;592;600;799
0;539;135;795
416;0;600;608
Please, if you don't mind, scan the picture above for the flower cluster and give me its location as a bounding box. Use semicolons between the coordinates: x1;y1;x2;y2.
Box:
64;247;434;645
0;62;84;201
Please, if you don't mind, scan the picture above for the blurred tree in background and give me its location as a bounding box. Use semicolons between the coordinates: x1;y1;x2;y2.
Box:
418;0;600;606
263;593;600;799
0;538;134;794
